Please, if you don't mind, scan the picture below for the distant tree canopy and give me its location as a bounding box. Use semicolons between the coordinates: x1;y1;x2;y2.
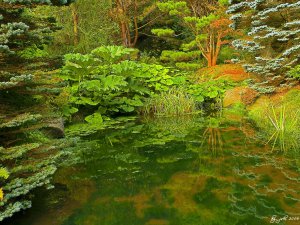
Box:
152;0;233;67
110;0;158;48
48;0;115;54
228;0;300;79
0;0;74;59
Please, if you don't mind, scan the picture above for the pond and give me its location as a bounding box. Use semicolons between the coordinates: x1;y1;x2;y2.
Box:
3;114;300;225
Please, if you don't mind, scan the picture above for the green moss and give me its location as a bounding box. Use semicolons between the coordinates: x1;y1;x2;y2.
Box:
223;103;247;116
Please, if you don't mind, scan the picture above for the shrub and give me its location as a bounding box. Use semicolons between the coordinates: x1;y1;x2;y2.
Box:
288;65;300;79
59;46;185;120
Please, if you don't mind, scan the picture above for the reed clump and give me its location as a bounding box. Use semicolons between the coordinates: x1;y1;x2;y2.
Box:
141;88;199;117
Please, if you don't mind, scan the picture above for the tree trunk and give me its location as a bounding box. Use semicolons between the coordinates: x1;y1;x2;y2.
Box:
211;58;217;66
120;22;128;46
206;50;214;67
71;4;79;45
211;34;222;67
130;0;139;47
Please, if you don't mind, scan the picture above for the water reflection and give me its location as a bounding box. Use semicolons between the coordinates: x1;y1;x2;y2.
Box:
4;115;300;225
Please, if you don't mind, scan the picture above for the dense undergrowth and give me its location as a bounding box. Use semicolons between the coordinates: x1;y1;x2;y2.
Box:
57;45;233;122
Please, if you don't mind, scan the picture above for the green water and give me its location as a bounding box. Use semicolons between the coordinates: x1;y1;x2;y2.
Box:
4;115;300;225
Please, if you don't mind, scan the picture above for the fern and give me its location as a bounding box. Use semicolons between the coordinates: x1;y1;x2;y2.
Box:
0;167;9;180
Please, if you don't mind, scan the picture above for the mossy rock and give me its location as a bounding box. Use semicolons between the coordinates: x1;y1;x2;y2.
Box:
223;86;259;108
42;117;65;138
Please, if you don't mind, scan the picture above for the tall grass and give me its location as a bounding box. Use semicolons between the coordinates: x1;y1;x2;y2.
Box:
266;105;298;152
248;89;300;153
141;88;198;117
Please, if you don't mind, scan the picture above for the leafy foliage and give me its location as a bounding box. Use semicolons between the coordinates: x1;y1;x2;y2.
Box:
30;0;116;54
60;45;232;121
18;45;49;60
60;45;179;118
151;28;175;37
187;79;232;104
0;168;9;180
288;65;300;79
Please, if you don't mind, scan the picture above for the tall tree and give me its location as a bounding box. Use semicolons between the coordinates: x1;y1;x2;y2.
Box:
70;3;79;45
110;0;158;47
228;0;300;86
30;0;116;54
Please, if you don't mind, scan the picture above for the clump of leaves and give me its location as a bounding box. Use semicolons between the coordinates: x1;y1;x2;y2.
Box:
59;46;183;120
187;78;233;108
18;45;49;60
0;167;9;201
288;65;300;79
0;167;9;180
60;45;232;122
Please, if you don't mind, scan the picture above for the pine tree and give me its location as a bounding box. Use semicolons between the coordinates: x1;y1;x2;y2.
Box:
0;0;73;221
228;0;300;89
152;0;233;67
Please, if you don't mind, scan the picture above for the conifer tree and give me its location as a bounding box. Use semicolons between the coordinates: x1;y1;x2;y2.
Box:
228;0;300;87
152;0;233;67
0;0;73;221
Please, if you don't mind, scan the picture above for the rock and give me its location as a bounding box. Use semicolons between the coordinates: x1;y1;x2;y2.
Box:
223;86;259;107
223;87;243;107
240;87;259;105
42;117;65;138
